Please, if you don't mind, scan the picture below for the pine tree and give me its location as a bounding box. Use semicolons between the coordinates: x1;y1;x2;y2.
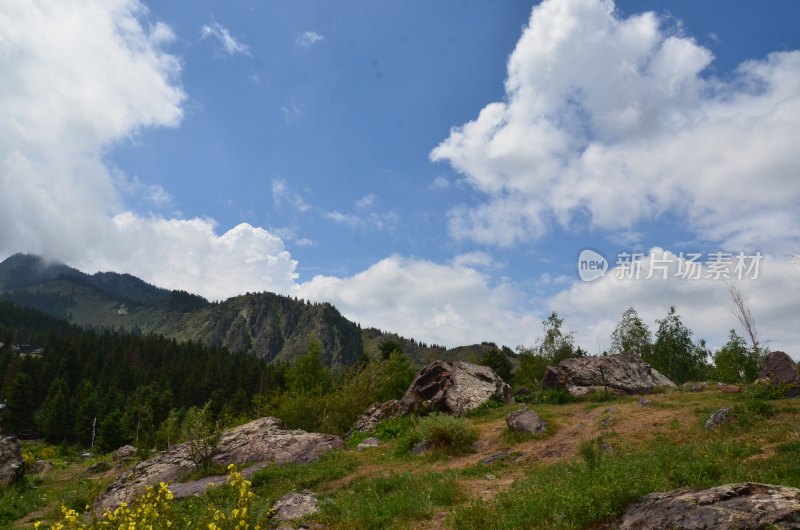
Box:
36;377;73;442
1;371;36;434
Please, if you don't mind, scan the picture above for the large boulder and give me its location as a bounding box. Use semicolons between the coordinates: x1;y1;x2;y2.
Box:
615;483;800;529
542;354;675;396
0;434;24;486
400;361;513;415
93;417;343;513
758;351;800;397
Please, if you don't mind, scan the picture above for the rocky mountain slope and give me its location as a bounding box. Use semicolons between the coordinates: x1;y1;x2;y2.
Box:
0;254;498;367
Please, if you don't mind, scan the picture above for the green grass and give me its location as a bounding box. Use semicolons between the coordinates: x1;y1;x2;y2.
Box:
0;478;48;527
318;472;463;529
450;419;800;529
248;449;358;498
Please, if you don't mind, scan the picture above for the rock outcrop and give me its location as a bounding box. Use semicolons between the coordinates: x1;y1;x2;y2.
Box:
615;483;800;529
759;351;800;397
505;408;547;435
346;400;406;438
93;417;343;513
400;361;513;415
542;354;675;396
0;434;24;486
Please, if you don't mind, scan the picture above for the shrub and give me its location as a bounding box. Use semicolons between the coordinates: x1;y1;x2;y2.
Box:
414;414;478;456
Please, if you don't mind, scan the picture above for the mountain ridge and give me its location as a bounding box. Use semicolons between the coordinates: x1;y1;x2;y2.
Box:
0;254;502;367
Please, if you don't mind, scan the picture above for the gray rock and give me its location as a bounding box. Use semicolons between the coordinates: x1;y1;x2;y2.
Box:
0;435;23;486
273;491;319;521
111;445;136;461
356;436;381;451
30;459;54;474
506;408;547;435
616;483;800;529
93;417;343;514
481;450;509;465
356;437;380;450
638;397;652;406
86;462;110;474
759;351;800;397
346;400;405;438
705;406;732;430
445;362;514;415
400;360;513;415
542;353;675;396
410;440;432;455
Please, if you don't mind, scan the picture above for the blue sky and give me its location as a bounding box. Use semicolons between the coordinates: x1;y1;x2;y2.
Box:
1;0;799;355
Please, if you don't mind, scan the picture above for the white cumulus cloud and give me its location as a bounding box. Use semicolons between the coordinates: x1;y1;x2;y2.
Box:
0;0;297;301
431;0;800;254
297;256;541;348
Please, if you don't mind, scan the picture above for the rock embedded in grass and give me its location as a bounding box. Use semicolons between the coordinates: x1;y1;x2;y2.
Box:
273;491;319;521
704;406;731;430
506;408;547;435
616;483;800;529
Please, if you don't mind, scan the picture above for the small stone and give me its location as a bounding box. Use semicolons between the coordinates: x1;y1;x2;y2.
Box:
87;462;110;474
484;474;496;480
111;445;136;461
638;397;651;406
481;450;509;465
410;440;431;455
273;491;319;521
705;406;731;430
356;437;380;451
30;460;54;474
506;408;547;435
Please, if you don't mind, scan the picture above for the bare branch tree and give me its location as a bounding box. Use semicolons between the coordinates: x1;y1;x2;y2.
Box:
793;253;800;267
728;282;759;356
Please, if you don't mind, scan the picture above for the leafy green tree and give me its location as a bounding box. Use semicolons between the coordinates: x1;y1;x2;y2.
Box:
377;351;417;401
645;306;706;384
610;307;652;356
513;347;549;390
285;340;331;395
181;401;221;473
36;378;73;442
513;312;584;389
712;330;760;384
480;348;514;383
536;312;583;364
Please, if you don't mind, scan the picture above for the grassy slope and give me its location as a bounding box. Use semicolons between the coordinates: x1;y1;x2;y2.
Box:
8;387;800;529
